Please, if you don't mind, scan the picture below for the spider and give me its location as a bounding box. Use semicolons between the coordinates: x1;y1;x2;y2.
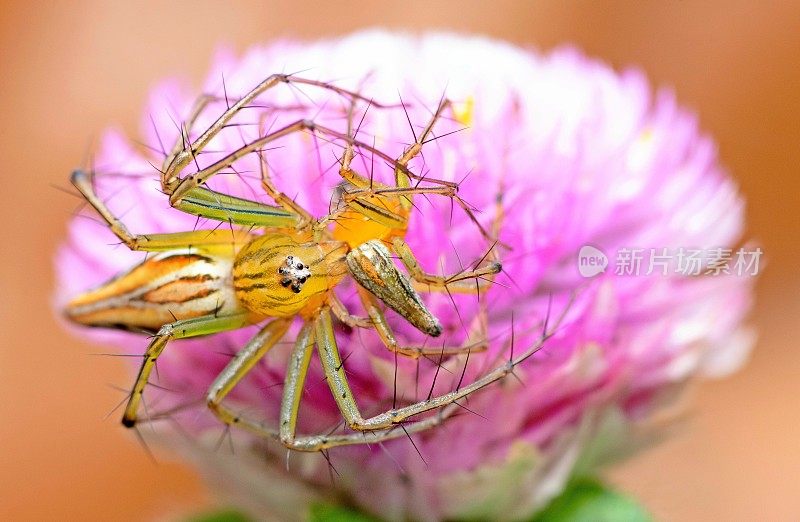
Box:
65;74;551;452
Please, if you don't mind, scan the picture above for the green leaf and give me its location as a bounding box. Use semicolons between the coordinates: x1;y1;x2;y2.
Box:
309;503;381;522
531;478;651;522
186;508;253;522
185;479;647;522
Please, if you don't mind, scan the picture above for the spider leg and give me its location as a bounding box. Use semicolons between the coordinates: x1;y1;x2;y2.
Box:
205;318;293;428
309;305;482;431
286;403;459;451
319;97;460;230
74;167;299;237
173;184;301;228
278;322;315;443
203;317;391;451
395;93;504;246
256;146;314;226
201;303;566;452
388;153;508;294
71;169;255;252
335;297;569;431
157;74;389;227
168;119;328;206
161;74;381;190
394;96;454;194
163;93;216;170
122;312;251;428
167;115;460;229
214;402;460;453
329;292;372;329
252;297;565;452
392;237;502;294
313;307;367;429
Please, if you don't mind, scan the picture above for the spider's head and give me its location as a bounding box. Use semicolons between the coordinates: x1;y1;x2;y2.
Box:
233;231;347;318
329;181;410;249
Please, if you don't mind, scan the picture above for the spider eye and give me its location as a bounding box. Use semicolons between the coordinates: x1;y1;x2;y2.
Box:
276;255;312;293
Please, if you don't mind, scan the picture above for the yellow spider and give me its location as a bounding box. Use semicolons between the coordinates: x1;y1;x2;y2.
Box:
64;75;533;452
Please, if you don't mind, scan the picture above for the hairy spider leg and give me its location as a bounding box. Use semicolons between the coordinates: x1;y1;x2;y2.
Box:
70;170;259;252
161;74;384;191
322;96;501;284
197;301;566;452
205;318;294;429
153;74;459;229
122;313;251;427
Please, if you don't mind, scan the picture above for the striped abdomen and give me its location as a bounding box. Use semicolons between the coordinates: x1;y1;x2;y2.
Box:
65;251;245;332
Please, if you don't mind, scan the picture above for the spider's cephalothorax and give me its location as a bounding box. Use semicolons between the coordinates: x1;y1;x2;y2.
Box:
60;75;558;453
232;230;348;318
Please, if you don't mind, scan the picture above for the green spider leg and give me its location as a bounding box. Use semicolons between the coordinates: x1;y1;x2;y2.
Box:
153;74;461;231
71;169;264;257
200;303;566;452
122;312;251;427
157;74;395;227
160;74;383;191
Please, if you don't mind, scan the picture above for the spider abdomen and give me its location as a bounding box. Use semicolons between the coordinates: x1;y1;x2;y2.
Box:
65;250;243;332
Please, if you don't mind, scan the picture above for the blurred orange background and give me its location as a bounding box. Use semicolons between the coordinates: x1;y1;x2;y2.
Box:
1;2;798;520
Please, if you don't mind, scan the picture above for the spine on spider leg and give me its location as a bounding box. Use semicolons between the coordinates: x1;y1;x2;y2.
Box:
65;250;246;332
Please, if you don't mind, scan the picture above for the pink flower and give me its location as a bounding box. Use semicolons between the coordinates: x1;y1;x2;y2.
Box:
56;31;754;521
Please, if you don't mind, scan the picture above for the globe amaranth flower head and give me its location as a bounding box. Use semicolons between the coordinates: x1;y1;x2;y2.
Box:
56;30;755;521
